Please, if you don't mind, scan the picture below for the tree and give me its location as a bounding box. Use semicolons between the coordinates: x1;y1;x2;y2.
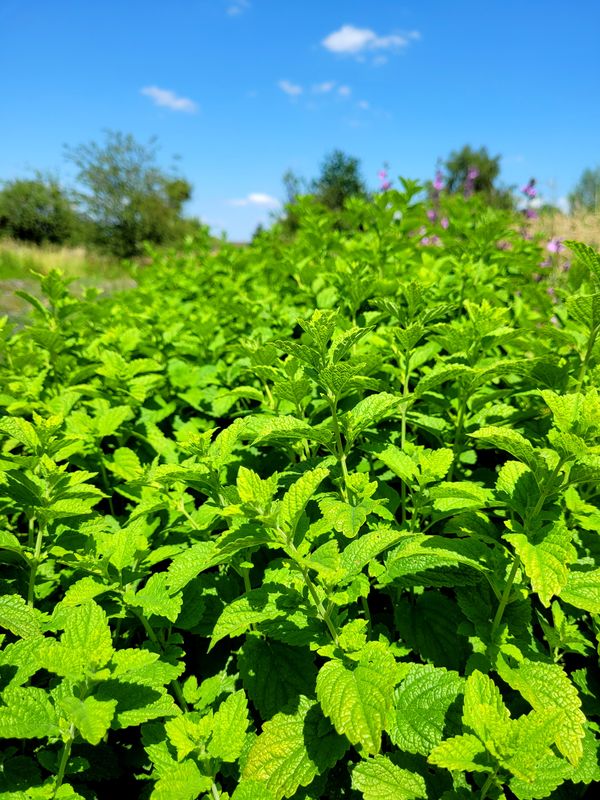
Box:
65;130;193;257
442;145;513;208
569;166;600;212
0;176;76;245
311;149;367;210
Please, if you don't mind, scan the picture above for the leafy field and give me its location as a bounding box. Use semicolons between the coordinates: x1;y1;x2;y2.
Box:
1;185;599;800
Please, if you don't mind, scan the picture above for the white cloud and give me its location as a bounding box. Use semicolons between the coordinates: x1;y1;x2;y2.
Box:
313;81;336;93
227;0;250;16
338;85;351;97
322;24;420;57
357;100;370;110
277;79;303;97
141;86;198;113
230;193;280;207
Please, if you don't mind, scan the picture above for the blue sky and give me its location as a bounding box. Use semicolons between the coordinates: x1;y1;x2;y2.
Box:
1;0;599;240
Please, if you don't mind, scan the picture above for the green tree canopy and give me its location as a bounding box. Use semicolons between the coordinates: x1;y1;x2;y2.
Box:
569;166;600;212
442;145;513;209
311;150;367;211
0;176;76;245
65;131;194;257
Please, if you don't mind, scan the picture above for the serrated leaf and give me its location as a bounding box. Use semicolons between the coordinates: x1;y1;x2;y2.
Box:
566;240;600;283
505;522;576;607
319;497;367;538
0;416;41;449
351;755;426;800
237;466;278;508
279;467;328;536
0;594;43;638
428;733;489;772
242;696;347;799
316;642;397;754
231;782;276;800
497;657;585;765
42;601;113;678
208;689;249;762
462;670;511;745
151;759;212;800
60;695;117;745
344;393;402;440
96;681;179;728
471;426;543;473
429;481;491;512
388;664;463;755
132;573;182;623
0;686;58;739
340;528;408;578
166;541;220;593
560;569;600;613
209;586;296;650
238;635;317;720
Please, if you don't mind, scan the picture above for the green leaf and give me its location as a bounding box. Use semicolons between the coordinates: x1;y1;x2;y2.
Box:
319;497;367;539
210;586;296;650
428;733;489;772
351;755;427;800
388;664;463;756
0;594;43;638
462;670;511;744
208;690;249;762
560;569;600;613
279;467;329;536
0;686;58;739
151;759;212;800
565;239;600;283
505;522;576;607
43;601;114;678
238;635;317;720
340;528;408;578
376;446;418;484
166;541;220;593
343;392;402;441
316;642;397;754
231;782;276;800
60;695;117;745
237;466;278;508
242;696;347;800
497;657;585;765
132;573;182;623
471;426;543;473
429;482;491;512
0;416;41;449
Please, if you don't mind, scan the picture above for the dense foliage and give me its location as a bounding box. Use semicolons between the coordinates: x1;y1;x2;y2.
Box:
1;185;599;800
0;178;78;246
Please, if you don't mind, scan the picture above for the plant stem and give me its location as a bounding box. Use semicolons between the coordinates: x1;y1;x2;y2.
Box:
479;768;498;800
287;544;339;645
327;397;349;501
490;555;521;640
53;728;74;797
400;354;411;524
97;450;115;516
27;517;46;607
134;610;189;711
447;391;468;481
211;781;221;800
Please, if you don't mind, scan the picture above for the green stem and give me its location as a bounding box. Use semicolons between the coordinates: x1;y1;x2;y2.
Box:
400;355;411;524
479;768;498;800
53;728;74;797
490;555;521;640
97;450;115;517
447;391;468;481
328;397;349;501
178;497;200;530
134;611;189;711
288;544;339;645
211;781;221;800
575;325;598;396
27;518;46;607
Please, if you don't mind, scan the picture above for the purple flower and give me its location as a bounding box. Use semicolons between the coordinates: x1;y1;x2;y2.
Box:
426;209;437;222
378;168;392;191
532;273;542;282
378;169;388;180
561;260;571;272
547;286;556;299
521;179;537;199
440;216;449;229
467;167;480;181
380;180;392;191
419;236;431;246
433;170;444;191
539;258;552;268
546;237;565;253
496;240;512;251
550;315;560;326
523;208;538;220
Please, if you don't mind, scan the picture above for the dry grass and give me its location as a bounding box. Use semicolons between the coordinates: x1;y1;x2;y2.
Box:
531;209;600;248
0;238;126;280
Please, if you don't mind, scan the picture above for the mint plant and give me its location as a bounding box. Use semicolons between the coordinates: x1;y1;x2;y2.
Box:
0;190;599;799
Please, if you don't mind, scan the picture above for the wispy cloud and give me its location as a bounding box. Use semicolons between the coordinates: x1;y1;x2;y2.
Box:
322;24;420;58
141;86;198;113
357;100;370;110
226;0;250;16
230;193;280;207
313;81;336;94
278;79;303;97
338;85;351;97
